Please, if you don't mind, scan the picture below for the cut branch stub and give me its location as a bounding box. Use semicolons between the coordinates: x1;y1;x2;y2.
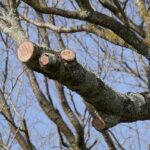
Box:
39;53;57;67
17;41;34;62
92;116;106;131
60;49;76;62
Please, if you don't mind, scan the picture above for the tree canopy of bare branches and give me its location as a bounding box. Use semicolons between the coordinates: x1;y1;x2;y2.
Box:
0;0;150;149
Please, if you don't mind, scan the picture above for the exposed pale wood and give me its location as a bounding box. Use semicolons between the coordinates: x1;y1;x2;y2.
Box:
60;49;76;62
39;53;58;67
17;41;34;62
39;54;49;66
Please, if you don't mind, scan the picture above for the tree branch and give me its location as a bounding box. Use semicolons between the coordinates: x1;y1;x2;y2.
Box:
0;90;33;150
101;131;117;150
22;0;150;59
20;14;134;50
25;68;77;147
17;41;150;127
75;0;93;11
34;5;86;148
99;0;145;37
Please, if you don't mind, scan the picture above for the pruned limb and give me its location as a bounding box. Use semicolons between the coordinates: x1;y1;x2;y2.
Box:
17;41;150;127
60;49;76;62
20;15;134;50
86;102;120;131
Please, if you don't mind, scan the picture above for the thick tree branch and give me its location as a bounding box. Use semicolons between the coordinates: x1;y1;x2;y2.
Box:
0;7;149;128
1;0;150;132
1;0;150;149
20;15;134;50
99;0;145;37
17;41;150;126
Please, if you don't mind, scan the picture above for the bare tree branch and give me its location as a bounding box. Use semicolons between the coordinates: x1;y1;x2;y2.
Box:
22;0;150;59
0;90;34;150
17;41;150;125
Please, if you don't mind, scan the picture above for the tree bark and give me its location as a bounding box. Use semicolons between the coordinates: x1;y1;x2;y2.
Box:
17;41;150;128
